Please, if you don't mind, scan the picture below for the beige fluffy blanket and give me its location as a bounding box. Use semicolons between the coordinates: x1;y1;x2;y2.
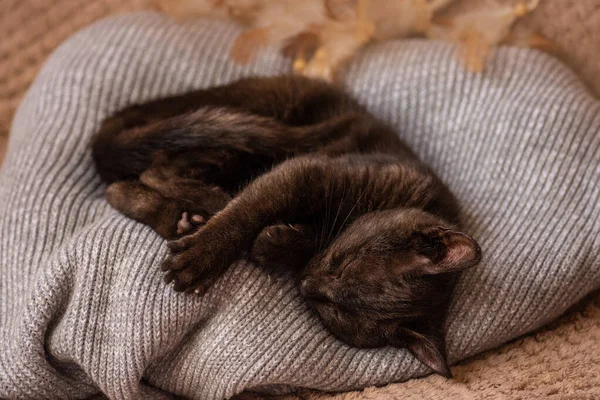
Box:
0;1;599;399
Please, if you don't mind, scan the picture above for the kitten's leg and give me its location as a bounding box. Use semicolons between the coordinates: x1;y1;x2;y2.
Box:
139;167;231;217
105;176;231;240
94;101;366;185
93;76;377;183
97;83;252;134
97;75;357;132
250;224;316;271
161;156;374;294
139;168;214;237
106;181;184;239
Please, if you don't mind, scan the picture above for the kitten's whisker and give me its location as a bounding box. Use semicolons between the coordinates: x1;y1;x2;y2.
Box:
326;180;350;245
319;183;334;251
335;187;367;238
318;194;326;250
311;212;320;251
320;185;331;250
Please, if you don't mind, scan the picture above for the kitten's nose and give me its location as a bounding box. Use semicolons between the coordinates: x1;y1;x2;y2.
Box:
300;277;330;301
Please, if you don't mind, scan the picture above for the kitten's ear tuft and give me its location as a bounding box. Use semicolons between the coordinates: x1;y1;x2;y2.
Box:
418;227;481;275
403;328;452;378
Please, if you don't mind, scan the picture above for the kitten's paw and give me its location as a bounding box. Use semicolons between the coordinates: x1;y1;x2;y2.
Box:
250;224;313;268
176;212;206;236
162;231;227;295
106;181;163;220
261;224;303;246
106;181;205;240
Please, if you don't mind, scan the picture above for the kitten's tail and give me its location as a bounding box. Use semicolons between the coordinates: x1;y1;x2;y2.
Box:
91;106;358;183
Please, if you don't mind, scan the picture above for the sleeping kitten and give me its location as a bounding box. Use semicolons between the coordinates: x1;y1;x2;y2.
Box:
92;76;481;377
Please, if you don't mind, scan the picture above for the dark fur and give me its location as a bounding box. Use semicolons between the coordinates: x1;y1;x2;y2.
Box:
92;76;481;377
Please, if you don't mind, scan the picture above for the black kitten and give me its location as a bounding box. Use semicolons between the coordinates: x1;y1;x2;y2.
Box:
92;76;481;377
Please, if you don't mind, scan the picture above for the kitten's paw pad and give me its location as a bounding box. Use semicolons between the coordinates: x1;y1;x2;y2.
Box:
176;212;206;236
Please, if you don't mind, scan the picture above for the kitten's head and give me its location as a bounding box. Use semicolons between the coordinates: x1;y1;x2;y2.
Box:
300;209;481;378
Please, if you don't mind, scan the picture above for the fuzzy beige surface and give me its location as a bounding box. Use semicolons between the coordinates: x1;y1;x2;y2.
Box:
0;0;152;165
0;1;599;399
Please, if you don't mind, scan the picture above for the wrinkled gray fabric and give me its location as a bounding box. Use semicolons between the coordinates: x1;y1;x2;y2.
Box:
1;12;599;400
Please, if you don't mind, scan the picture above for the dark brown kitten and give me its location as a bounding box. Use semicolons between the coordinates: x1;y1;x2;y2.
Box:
92;76;481;377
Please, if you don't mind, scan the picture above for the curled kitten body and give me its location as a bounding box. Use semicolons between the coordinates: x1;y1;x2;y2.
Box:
92;75;481;377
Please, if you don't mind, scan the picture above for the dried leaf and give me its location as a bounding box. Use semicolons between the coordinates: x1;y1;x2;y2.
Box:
428;0;540;72
156;0;548;78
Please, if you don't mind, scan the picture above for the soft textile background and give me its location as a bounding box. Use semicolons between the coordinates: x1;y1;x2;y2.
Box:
0;12;599;400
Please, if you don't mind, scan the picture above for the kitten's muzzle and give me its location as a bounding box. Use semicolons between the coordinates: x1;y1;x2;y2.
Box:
300;276;334;302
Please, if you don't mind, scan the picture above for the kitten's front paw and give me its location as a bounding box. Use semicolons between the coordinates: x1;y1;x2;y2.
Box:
256;224;304;249
161;232;225;295
250;224;313;269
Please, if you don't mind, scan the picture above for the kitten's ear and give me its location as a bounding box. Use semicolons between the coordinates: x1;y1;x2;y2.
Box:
415;227;481;275
401;327;452;378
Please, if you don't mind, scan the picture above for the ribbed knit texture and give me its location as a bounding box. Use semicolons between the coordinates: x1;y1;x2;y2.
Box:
1;12;599;400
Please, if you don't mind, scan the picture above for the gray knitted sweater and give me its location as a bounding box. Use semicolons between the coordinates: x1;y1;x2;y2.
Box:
1;12;599;400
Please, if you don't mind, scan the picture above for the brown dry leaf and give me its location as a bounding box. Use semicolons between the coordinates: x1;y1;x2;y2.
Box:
428;0;540;72
231;28;270;64
155;0;547;78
